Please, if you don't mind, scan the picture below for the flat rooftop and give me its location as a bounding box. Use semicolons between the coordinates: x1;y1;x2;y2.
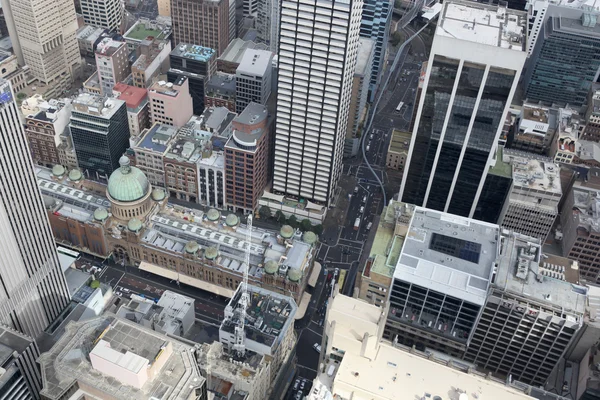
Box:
494;232;586;320
95;38;125;57
218;38;269;65
570;183;600;233
355;37;375;76
227;103;268;151
124;19;170;42
522;104;549;124
206;73;236;96
333;343;538;400
387;129;411;155
171;43;215;62
489;146;512;178
39;315;205;400
221;285;297;349
236;49;272;76
149;77;187;97
72;92;124;119
133;123;177;153
512;159;561;194
438;0;526;51
194;107;236;137
395;207;499;305
0;326;34;355
114;83;148;110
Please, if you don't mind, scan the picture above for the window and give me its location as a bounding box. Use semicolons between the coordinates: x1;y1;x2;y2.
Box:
429;233;481;264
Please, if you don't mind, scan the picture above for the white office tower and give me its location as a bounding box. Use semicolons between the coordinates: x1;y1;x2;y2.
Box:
0;80;70;337
80;0;124;32
1;0;81;94
273;0;363;205
400;0;527;218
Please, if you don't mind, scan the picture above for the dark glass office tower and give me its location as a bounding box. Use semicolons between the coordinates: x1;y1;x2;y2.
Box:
523;8;600;108
400;0;527;218
360;0;392;101
70;94;130;180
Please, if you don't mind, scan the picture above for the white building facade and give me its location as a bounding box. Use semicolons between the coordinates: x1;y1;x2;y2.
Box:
80;0;123;32
256;0;280;53
0;80;71;337
273;0;363;205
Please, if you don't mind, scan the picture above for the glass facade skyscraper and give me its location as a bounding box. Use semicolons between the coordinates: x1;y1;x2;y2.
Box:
524;8;600;107
400;0;527;218
360;0;392;101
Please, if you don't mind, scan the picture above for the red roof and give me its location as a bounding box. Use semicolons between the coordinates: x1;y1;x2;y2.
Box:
113;83;147;109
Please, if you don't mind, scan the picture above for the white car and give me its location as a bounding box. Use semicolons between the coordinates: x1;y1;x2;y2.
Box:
313;343;321;353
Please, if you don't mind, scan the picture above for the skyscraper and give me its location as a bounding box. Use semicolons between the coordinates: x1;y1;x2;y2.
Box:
80;0;123;32
273;0;363;204
400;0;527;218
0;79;70;337
523;4;600;107
359;0;392;101
1;0;81;94
170;0;232;56
256;0;280;52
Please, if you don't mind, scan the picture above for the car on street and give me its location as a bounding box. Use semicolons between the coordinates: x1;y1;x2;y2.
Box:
359;206;364;214
313;343;321;353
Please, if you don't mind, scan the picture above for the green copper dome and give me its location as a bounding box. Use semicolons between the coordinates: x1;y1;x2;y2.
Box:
205;247;218;260
93;207;108;221
151;188;166;201
107;156;150;202
287;268;302;282
225;214;239;227
127;217;143;232
264;260;279;275
206;208;220;221
52;165;65;177
280;225;294;239
303;231;318;245
185;241;199;254
68;169;83;182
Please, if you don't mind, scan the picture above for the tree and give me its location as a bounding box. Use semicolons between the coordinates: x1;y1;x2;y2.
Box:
287;215;298;228
90;280;100;289
259;205;272;219
390;31;404;47
275;210;286;222
313;224;324;235
300;219;313;232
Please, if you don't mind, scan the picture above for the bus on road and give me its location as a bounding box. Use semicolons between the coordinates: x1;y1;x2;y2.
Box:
354;217;361;231
395;101;404;112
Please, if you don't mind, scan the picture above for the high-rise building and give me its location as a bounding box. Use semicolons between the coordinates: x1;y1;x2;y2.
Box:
256;0;279;52
171;0;232;56
235;49;272;113
113;83;150;137
2;0;81;94
70;93;130;180
80;0;123;32
0;326;43;399
347;38;374;138
167;44;216;115
273;0;363;205
225;102;271;213
158;0;170;16
523;4;600;107
0;79;70;337
95;38;129;96
359;0;391;101
472;147;512;224
400;0;527;218
148;77;194;128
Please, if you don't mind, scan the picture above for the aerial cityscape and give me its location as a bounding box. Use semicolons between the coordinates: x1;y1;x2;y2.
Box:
0;0;598;397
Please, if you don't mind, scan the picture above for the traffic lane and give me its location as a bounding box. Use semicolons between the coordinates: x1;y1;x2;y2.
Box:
296;328;323;380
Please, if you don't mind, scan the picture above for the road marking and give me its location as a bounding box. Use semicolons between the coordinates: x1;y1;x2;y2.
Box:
114;272;125;289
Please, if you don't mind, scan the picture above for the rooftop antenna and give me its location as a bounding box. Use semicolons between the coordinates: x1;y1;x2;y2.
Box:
233;214;252;357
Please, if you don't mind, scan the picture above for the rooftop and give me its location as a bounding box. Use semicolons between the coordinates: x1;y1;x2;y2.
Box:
394;207;499;305
39;315;205;400
206;73;236;96
219;38;269;65
570;182;600;233
511;159;561;194
72;92;125;119
438;0;526;51
76;25;105;42
333;342;538;400
387;129;411;155
489;146;512;178
171;43;215;62
133;123;178;153
124;19;170;42
194;106;236;137
355;37;375;76
0;326;35;356
227;103;268;151
149;77;187;97
493;232;586;320
236;49;273;77
113;83;148;110
221;285;297;350
27;99;72;123
95;38;126;57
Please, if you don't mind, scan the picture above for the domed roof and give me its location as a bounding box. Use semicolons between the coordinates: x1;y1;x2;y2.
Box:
68;169;83;182
43;195;56;210
185;241;199;254
287;268;302;282
280;225;294;239
205;247;218;260
225;214;239;227
303;231;318;244
127;217;143;232
52;165;65;177
151;188;166;201
206;208;220;221
107;156;150;202
264;260;279;275
93;207;108;221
